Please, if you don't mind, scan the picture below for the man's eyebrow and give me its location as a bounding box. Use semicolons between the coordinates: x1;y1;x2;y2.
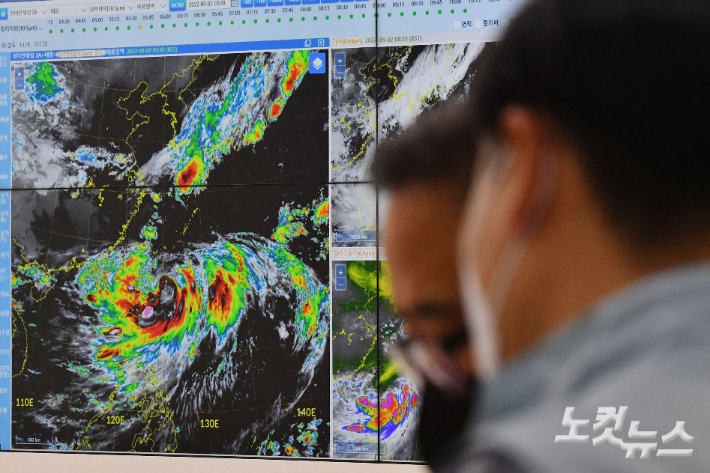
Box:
400;301;462;318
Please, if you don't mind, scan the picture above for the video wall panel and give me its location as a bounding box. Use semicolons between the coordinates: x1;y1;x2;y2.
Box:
0;0;523;460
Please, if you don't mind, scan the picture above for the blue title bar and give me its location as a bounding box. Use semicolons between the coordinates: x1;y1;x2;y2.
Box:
10;37;330;62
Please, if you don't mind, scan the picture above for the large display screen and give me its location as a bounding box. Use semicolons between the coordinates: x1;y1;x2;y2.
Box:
0;0;522;461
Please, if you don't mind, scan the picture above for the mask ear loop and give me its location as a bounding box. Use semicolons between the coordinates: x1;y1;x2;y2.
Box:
458;137;507;381
459;265;501;381
458;137;559;381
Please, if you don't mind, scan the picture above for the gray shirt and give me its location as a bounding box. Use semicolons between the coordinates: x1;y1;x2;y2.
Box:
439;263;710;473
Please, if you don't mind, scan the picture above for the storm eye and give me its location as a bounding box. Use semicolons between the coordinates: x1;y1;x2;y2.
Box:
137;278;179;329
137;304;160;328
141;306;156;323
127;285;135;292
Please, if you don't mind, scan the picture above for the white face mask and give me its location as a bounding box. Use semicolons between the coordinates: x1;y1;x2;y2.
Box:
457;137;555;381
458;238;527;382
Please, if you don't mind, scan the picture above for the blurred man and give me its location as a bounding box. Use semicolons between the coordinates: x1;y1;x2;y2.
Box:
448;0;710;471
373;103;479;465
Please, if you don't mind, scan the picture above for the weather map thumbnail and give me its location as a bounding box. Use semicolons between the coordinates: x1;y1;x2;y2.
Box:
329;43;491;247
9;50;332;456
330;42;491;183
331;260;420;461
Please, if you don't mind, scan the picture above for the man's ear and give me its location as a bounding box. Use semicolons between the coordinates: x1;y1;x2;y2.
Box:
497;106;558;238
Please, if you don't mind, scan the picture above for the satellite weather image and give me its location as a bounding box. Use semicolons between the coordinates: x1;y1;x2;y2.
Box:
329;43;492;460
7;41;491;460
10;51;331;456
331;260;420;461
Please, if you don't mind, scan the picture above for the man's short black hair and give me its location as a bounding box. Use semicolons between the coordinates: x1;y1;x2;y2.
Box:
373;101;479;190
474;0;710;246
